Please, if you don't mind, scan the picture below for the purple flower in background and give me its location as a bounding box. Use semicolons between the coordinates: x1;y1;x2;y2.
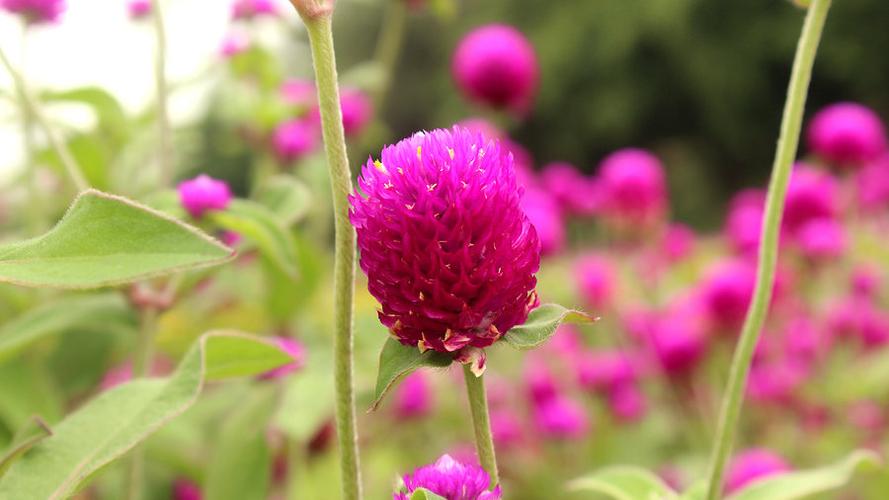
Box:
807;102;887;167
701;260;756;332
0;0;65;24
452;24;539;114
272;118;317;163
394;370;432;419
340;87;373;138
532;395;589;439
540;162;600;215
747;359;808;405
795;217;845;260
231;0;278;20
520;188;565;256
395;454;501;500
855;154;889;212
575;254;615;311
576;350;637;394
259;337;305;380
782;165;838;236
661;223;696;262
724;189;765;256
281;79;318;110
524;355;560;404
851;266;881;299
172;478;202;500
178;174;232;218
598;148;667;228
725;448;790;493
490;410;523;450
648;309;707;379
608;383;647;423
127;0;150;19
350;127;540;358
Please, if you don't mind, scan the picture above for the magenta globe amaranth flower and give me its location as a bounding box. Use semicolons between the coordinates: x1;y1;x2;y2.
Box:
178;174;232;218
340;87;372;138
272;118;317;163
532;395;589;439
725;448;790;493
540;162;600;215
783;165;838;236
1;0;65;23
395;454;501;500
701;260;756;332
452;24;539;114
350;127;540;358
795;217;845;260
127;0;150;19
598;148;667;229
807;102;887;167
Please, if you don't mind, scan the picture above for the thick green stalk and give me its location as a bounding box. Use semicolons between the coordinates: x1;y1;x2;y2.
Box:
462;364;499;487
0;46;88;192
302;14;362;500
704;1;832;498
149;0;173;186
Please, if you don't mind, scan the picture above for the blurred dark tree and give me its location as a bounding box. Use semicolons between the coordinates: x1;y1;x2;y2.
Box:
332;0;889;227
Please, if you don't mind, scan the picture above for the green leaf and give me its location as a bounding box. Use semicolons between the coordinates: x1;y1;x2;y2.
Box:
205;387;277;500
0;293;132;363
0;190;233;289
410;488;448;500
568;466;678;500
209;199;298;279
0;331;293;499
503;304;595;350
726;450;880;500
42;87;129;144
679;481;706;500
256;175;312;226
370;337;452;411
0;416;52;477
275;354;334;441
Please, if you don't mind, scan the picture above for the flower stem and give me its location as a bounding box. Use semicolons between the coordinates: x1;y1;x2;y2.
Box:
0;45;89;192
704;1;832;498
301;14;362;500
462;364;499;488
371;0;407;111
127;306;158;500
149;0;173;186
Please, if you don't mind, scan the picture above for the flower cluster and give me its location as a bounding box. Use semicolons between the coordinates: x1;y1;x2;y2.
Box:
394;454;501;500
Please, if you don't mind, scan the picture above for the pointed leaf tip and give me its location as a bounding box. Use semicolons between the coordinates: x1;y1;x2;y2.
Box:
503;303;595;350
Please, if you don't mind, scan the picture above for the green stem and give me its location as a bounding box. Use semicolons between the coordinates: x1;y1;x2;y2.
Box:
149;0;173;186
0;46;89;192
704;1;831;498
18;27;41;234
127;307;158;500
302;14;362;500
370;0;407;111
462;364;499;487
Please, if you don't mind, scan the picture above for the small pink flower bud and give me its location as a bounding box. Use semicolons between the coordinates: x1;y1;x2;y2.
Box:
598;148;667;229
177;174;232;218
393;370;432;420
725;449;790;493
807;102;887;167
127;0;151;19
272;118;318;163
340;87;372;138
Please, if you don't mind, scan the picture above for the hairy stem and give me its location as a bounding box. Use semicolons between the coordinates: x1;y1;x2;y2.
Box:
0;46;88;192
149;0;173;186
704;1;832;498
463;364;499;487
302;14;362;500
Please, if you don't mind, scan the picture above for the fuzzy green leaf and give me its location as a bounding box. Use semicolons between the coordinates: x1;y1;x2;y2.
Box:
0;331;292;499
726;450;880;500
503;304;595;350
370;337;452;411
0;417;52;477
568;466;679;500
0;190;233;289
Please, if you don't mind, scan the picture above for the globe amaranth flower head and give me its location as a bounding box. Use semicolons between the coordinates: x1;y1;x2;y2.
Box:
452;24;539;115
177;174;232;219
394;454;501;500
725;448;790;493
1;0;65;24
807;102;887;167
350;127;541;366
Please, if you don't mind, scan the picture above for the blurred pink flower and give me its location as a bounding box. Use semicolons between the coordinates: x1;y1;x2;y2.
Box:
782;164;838;236
724;189;765;256
172;478;202;500
127;0;150;19
576;350;637;394
280;79;318;110
607;383;647;423
747;359;808;404
521;188;565;256
394;370;432;420
231;0;278;20
452;24;539;114
807;102;887;167
661;223;696;262
1;0;65;24
101;358;173;390
725;448;790;493
540;162;600;216
272;118;318;163
648;310;707;379
532;395;589;439
701;259;756;332
340;87;372;138
490;410;524;450
219;32;250;58
855;154;889;212
795;217;845;260
851;266;881;299
178;174;232;218
524;355;560;404
574;254;615;311
597;148;667;229
258;337;305;380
